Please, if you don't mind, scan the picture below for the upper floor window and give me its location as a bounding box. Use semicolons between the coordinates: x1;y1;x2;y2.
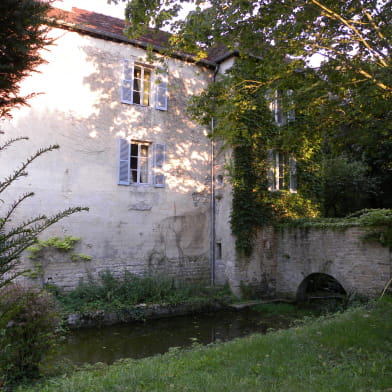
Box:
267;150;297;193
118;138;166;187
269;89;295;126
121;59;168;111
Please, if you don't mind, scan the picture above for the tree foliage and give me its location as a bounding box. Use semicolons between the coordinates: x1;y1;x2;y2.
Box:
123;0;391;252
0;0;53;118
124;0;391;89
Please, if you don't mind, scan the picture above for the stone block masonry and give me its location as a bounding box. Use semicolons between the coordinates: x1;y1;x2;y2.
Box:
275;227;391;298
222;226;391;299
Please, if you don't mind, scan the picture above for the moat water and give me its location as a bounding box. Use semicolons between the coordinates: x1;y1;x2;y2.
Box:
59;309;292;365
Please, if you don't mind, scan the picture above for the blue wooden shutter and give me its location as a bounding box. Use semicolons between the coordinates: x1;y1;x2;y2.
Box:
118;138;130;185
155;69;168;111
153;143;166;187
121;59;134;104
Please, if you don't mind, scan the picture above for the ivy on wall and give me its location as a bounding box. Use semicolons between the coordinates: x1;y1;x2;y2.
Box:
189;55;387;256
189;58;323;256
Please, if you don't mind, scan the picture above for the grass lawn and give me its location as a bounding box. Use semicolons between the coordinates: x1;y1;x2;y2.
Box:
17;298;392;392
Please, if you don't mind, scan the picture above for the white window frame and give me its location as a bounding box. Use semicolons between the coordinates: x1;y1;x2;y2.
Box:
267;149;297;193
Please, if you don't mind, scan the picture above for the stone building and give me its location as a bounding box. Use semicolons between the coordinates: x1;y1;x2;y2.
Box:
1;7;233;290
2;7;390;297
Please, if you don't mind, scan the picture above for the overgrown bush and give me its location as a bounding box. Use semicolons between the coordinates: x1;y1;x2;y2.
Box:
0;284;62;386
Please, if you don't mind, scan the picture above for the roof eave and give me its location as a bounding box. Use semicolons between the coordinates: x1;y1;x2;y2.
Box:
53;19;218;69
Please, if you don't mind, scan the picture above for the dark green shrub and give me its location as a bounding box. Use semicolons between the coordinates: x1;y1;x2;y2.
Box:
54;271;232;313
322;156;378;217
0;284;61;385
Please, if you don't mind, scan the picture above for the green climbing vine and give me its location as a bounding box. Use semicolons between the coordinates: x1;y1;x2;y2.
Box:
28;236;81;258
26;236;92;281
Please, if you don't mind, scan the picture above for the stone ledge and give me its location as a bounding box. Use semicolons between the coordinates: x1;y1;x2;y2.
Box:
66;300;227;329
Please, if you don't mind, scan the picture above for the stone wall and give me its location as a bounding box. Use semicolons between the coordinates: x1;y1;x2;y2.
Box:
275;226;391;298
221;226;391;299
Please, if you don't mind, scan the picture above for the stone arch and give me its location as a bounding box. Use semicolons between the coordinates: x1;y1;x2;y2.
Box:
296;273;346;301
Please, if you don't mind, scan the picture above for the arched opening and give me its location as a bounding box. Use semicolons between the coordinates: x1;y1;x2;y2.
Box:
297;273;346;301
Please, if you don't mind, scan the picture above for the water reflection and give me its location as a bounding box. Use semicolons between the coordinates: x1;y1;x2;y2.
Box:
60;310;290;365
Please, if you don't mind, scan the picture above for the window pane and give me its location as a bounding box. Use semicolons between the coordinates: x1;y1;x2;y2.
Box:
130;157;138;173
140;154;148;183
131;144;138;157
143;91;150;106
134;66;142;79
140;145;148;157
143;69;151;106
140;169;148;183
144;69;151;81
133;78;141;92
131;169;138;183
133;91;141;104
130;143;138;183
140;158;148;177
133;67;142;104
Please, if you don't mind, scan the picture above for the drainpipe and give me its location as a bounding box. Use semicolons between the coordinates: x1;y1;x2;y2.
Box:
210;63;220;287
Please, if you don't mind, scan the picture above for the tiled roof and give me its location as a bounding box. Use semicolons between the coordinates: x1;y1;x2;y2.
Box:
49;7;232;66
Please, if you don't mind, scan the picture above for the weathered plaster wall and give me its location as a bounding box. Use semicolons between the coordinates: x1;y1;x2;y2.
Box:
1;27;213;289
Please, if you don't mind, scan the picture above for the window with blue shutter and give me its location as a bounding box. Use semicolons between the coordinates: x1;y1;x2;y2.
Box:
121;60;168;110
118;139;166;187
153;143;166;187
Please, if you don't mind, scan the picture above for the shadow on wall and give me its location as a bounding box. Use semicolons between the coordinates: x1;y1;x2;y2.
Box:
297;273;346;301
79;43;212;195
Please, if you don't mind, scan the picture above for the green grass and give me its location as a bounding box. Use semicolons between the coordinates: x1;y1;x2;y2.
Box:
17;298;392;392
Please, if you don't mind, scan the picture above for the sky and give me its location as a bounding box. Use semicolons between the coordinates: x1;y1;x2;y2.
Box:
52;0;128;19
